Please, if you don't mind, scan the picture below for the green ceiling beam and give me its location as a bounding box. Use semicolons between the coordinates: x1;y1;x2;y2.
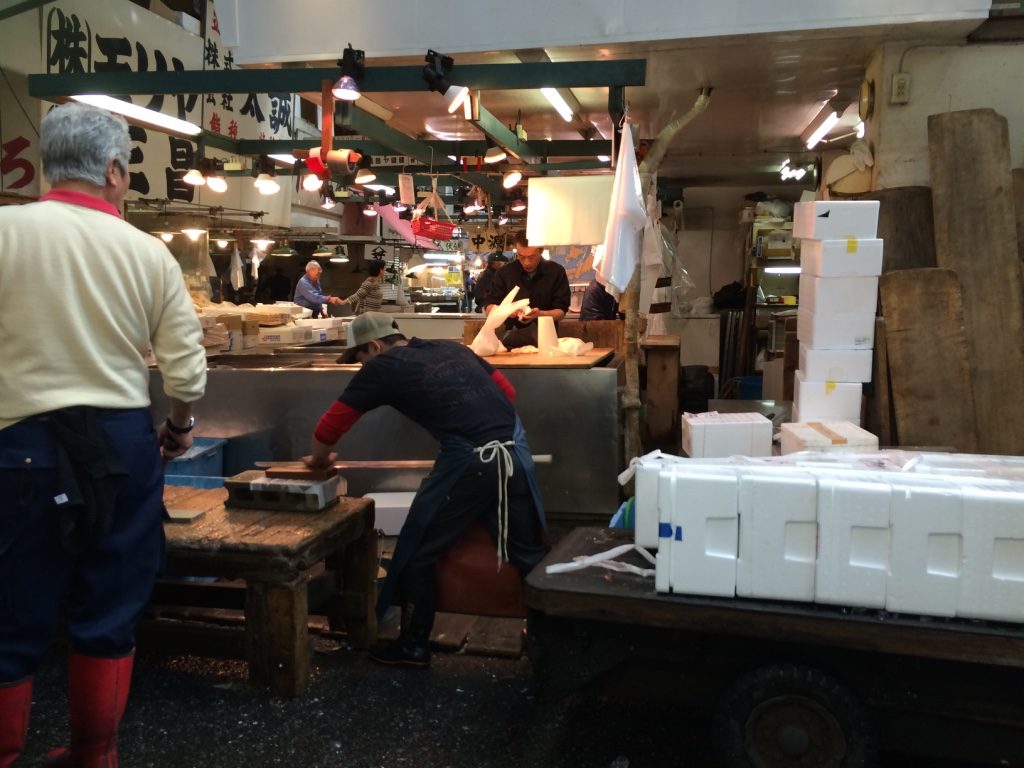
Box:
0;0;49;22
339;103;504;197
28;60;646;99
470;104;537;162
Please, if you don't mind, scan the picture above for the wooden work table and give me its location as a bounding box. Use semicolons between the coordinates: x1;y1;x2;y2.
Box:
159;486;377;697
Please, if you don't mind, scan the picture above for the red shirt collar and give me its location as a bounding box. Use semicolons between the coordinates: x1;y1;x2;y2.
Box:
39;189;122;218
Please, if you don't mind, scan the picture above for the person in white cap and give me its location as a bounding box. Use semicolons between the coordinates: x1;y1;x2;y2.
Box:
293;260;341;318
304;312;548;668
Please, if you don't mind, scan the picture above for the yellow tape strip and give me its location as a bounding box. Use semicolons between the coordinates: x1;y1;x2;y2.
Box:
825;380;836;395
846;237;859;253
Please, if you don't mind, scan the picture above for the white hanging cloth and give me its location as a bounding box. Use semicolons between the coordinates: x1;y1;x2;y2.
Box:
594;121;646;301
229;244;245;291
250;244;264;280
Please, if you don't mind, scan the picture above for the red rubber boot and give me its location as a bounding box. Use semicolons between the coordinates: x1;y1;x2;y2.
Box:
44;653;133;768
0;678;32;768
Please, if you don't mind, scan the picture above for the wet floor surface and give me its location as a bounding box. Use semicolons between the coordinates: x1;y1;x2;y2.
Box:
18;638;995;768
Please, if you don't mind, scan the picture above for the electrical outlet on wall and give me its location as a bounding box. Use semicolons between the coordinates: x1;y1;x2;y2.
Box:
891;72;911;105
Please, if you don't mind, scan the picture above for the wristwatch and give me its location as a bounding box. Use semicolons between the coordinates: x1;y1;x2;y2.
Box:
165;416;195;434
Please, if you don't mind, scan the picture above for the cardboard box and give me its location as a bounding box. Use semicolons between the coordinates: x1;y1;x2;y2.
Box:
794;371;863;422
258;326;313;345
799;238;883;277
682;412;773;458
798;344;873;383
797;307;875;349
242;319;261;336
296;317;345;329
779;420;879;455
793;200;879;239
215;313;243;331
798;273;878;315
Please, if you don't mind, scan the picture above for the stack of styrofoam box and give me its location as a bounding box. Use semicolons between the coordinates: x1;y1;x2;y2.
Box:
634;449;1024;625
792;201;883;424
681;412;773;458
779;420;879;455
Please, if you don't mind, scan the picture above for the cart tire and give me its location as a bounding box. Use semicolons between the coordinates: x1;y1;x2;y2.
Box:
713;663;877;768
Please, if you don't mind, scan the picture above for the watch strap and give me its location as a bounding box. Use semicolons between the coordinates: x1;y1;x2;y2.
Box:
165;416;195;434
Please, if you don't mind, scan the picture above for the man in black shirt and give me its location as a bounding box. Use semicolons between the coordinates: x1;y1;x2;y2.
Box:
304;313;547;668
484;232;571;348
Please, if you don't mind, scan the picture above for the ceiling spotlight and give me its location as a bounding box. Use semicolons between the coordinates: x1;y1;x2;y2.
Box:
502;169;522;189
270;243;298;257
498;213;509;226
510;198;527;212
210;230;234;248
423;49;470;114
801;99;841;150
296;160;324;192
484;139;507;164
354;155;376;185
332;44;365;102
251;237;275;251
392;200;408;212
321;181;337;210
362;203;378;217
252;155;279;194
182;158;226;192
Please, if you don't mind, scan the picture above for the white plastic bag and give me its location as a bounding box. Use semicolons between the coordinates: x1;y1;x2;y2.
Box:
469;287;531;356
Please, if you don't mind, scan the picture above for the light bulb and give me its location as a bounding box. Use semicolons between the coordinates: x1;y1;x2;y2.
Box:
303;173;324;192
206;175;228;193
159;232;174;243
183;168;205;186
216;239;229;248
181;228;206;242
502;170;522;189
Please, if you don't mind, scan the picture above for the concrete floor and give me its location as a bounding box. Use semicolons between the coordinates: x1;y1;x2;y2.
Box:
17;636;994;768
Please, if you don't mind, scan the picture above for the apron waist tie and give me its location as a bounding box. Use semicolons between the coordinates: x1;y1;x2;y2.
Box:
475;439;515;569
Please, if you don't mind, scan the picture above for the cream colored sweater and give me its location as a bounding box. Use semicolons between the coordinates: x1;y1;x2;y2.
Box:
0;192;206;431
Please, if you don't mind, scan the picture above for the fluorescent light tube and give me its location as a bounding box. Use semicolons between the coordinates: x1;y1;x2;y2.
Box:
541;87;574;122
71;94;201;136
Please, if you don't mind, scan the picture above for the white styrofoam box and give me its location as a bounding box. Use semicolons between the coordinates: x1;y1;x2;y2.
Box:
797;308;875;349
886;480;963;617
296;316;345;328
257;326;314;345
364;491;416;535
779;421;878;456
635;452;689;550
793;200;880;240
815;476;891;609
794;372;863;422
736;471;818;601
242;335;259;349
667;465;739;597
799;345;873;383
958;482;1024;623
197;314;216;329
682;412;773;459
655;550;671;593
798;273;878;315
799;238;884;278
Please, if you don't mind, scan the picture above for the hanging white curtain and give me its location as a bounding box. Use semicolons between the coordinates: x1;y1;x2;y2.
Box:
594;121;646;301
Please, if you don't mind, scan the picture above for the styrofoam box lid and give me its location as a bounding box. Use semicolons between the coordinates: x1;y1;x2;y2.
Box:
684;412;772;425
781;420;878;447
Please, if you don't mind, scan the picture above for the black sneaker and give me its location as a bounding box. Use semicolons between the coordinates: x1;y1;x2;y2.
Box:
368;638;431;669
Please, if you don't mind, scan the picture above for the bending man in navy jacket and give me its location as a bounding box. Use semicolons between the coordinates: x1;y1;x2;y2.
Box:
304;313;548;668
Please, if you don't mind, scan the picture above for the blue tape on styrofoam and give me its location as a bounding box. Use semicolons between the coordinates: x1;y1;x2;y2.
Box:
658;522;672;539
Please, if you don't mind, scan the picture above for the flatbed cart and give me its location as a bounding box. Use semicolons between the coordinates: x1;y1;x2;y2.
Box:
524;527;1024;768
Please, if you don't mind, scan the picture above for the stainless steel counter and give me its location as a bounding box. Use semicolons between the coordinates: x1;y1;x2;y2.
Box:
149;356;623;524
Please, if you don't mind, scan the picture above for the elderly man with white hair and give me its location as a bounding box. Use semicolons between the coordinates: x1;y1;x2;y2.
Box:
293;259;342;317
0;102;206;767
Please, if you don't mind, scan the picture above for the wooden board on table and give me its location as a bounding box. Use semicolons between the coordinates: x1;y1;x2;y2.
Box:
483;349;612;368
929;108;1024;454
879;269;978;452
481;347;613;368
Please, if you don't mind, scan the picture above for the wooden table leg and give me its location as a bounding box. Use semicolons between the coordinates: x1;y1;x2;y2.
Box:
245;576;309;697
336;525;379;649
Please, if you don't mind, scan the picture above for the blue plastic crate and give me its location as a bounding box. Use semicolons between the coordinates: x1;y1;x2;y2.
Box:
164;475;225;489
165;437;226;477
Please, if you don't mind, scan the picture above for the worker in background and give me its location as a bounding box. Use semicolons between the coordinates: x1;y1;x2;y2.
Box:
0;102;207;767
303;312;548;668
474;251;508;312
485;231;571;348
461;268;476;313
340;259;384;315
294;260;342;317
579;278;620;321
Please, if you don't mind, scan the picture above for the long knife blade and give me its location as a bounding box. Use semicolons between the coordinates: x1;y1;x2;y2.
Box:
255;454;553;470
